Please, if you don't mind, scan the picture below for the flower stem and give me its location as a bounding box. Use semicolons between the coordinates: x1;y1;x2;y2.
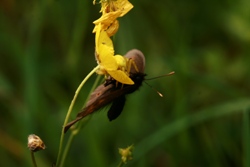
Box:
59;131;75;167
56;65;99;167
59;74;102;167
30;151;37;167
117;161;124;167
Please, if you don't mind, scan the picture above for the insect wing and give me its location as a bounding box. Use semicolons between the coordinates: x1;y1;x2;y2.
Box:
64;82;136;133
64;84;114;133
107;95;126;121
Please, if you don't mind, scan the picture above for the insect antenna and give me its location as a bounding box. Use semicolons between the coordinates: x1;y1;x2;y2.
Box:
146;71;175;80
144;71;175;97
144;81;164;97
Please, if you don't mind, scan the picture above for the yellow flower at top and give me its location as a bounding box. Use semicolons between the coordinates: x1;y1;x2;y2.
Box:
93;0;134;84
93;0;133;36
99;0;133;16
95;23;134;85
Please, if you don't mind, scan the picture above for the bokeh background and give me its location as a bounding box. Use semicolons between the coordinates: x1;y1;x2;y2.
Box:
1;0;250;166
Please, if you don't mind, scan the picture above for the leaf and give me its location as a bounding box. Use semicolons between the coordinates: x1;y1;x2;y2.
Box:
132;98;250;163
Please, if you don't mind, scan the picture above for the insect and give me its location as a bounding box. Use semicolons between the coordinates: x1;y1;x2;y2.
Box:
64;49;146;133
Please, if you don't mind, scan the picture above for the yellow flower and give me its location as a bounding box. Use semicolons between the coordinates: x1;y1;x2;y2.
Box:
99;0;133;16
118;145;134;163
95;24;134;85
93;0;133;36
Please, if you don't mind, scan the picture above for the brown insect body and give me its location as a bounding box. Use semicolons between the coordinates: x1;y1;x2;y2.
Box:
64;49;146;133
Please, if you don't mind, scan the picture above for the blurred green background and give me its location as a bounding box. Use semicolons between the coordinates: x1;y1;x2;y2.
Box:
1;0;250;166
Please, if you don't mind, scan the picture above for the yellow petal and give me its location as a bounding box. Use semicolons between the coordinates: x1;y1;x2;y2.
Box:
99;45;117;70
97;29;114;53
115;0;134;17
95;23;114;58
95;24;118;70
95;24;102;54
93;11;122;29
108;70;134;85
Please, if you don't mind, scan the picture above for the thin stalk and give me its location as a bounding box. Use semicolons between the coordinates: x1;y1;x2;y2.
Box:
59;74;102;167
30;151;37;167
243;108;250;167
56;65;99;167
117;161;124;167
59;132;75;167
74;74;102;131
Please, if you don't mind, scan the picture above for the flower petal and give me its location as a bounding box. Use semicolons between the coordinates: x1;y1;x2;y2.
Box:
108;70;134;85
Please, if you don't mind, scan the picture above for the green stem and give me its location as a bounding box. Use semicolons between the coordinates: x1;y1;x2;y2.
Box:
243;108;250;167
59;74;102;167
59;132;75;167
30;151;37;167
117;161;124;167
56;65;99;167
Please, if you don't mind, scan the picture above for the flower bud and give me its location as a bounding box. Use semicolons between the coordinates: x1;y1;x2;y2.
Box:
118;145;134;163
27;134;45;152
